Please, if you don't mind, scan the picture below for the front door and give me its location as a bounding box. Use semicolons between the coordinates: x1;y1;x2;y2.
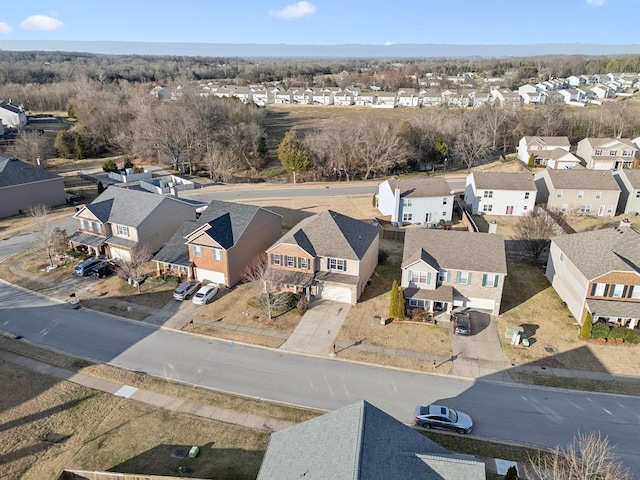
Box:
505;206;514;215
598;205;605;216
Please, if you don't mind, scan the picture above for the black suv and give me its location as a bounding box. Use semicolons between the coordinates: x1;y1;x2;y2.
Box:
90;262;115;279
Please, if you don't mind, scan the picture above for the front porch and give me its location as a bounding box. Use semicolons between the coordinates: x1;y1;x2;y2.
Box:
588;299;640;330
404;285;455;320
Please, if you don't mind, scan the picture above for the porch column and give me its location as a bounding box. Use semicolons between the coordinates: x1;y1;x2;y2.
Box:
628;318;639;329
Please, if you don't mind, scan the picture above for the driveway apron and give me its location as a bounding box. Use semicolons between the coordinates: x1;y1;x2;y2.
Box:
280;300;350;356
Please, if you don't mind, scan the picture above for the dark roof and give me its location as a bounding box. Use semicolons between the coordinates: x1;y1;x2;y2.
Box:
272;210;379;260
152;219;200;266
257;400;485;480
0;102;23;114
402;229;507;274
0;155;62;188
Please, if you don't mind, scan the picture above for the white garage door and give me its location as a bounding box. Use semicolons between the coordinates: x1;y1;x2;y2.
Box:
466;297;496;312
195;268;225;286
319;284;352;304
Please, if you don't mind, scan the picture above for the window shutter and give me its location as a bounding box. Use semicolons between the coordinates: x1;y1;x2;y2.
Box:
482;274;487;287
468;272;472;284
270;254;274;264
427;272;431;284
494;275;499;288
591;284;597;296
622;286;628;298
343;260;347;270
446;271;451;283
456;271;461;284
327;258;330;269
297;257;302;268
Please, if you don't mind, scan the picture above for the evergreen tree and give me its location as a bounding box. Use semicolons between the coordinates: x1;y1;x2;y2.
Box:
54;130;73;159
278;129;310;176
123;156;134;169
102;159;117;172
579;312;593;340
528;153;536;168
388;280;405;319
97;181;105;194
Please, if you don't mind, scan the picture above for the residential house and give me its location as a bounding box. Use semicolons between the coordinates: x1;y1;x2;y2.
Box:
576;138;638;170
265;210;379;304
333;90;354;106
231;86;253;104
251;88;273;106
312;88;335;105
568;75;588;86
534;169;621;216
154;200;282;286
589;84;613;100
257;400;486;480
150;86;172;100
213;85;234;99
558;88;586;105
517;136;570;163
545;221;640;328
401;229;507;316
355;92;376;106
0;101;27;128
420;88;443;107
442;89;471;108
464;172;537;216
292;88;310;104
377;177;454;226
489;88;521;108
274;89;293;104
398;92;420;107
69;187;196;261
0;155;66;218
373;92;397;108
613;169;640;215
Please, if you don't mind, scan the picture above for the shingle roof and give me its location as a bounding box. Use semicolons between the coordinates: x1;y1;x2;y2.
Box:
551;225;640;280
152;219;199;266
387;177;454;198
0;102;23;114
402;229;507;274
543;169;621;191
272;210;379;260
471;172;536;191
582;137;635;149
257;400;485;480
618;169;640;189
0;155;62;188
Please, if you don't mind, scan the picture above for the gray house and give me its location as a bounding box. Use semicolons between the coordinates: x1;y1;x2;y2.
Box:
0;155;66;218
257;400;486;480
613;169;640;216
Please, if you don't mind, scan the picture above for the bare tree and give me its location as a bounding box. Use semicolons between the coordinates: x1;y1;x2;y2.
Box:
451;115;492;172
27;204;64;268
352;117;408;179
243;254;290;321
480;102;512;150
528;431;632;480
114;243;153;293
515;206;563;264
11;130;52;165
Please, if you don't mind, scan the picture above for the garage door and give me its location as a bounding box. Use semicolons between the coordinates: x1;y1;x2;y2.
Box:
318;284;352;304
466;297;496;313
195;268;225;286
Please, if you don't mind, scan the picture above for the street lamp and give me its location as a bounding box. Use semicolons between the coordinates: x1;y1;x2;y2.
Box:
444;157;448;176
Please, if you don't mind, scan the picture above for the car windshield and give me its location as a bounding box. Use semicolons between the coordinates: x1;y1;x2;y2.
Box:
176;284;187;293
448;408;458;423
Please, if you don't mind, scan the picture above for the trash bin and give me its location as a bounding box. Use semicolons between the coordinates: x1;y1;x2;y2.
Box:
521;333;530;347
188;446;199;458
380;317;386;326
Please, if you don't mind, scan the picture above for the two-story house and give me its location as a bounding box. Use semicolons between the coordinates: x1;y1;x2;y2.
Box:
464;172;537;216
576;138;638;170
69;187;196;261
377;177;454;227
534;169;621;216
153;200;282;286
545;221;640;329
516;136;574;167
0;101;27;128
614;169;640;216
265;210;379;304
401;229;507;316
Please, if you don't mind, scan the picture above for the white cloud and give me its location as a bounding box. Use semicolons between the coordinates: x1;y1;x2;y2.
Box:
0;22;12;34
586;0;605;6
385;41;394;46
269;1;316;19
20;15;63;31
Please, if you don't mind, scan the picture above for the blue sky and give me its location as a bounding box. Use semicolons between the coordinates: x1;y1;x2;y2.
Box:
0;0;638;46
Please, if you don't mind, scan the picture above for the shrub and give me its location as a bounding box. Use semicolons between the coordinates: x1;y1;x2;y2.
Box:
579;313;593;340
102;159;118;172
372;193;377;207
296;296;309;314
132;166;145;174
590;322;610;339
378;249;389;264
622;329;640;344
97;181;105;194
504;465;519;480
123;156;134;169
411;307;425;321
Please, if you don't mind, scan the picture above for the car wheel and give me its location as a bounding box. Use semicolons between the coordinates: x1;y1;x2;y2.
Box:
422;422;431;429
456;428;467;434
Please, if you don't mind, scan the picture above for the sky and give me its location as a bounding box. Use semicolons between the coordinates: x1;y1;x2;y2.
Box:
0;0;639;47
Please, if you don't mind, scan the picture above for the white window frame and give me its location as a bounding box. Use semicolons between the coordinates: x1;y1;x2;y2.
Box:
595;191;602;199
580;205;591;214
299;258;310;270
212;248;222;261
442;197;448;205
594;283;606;296
611;284;624;298
594;149;602;156
483;204;493;212
556;190;563;198
631;285;640;299
609;150;617;156
116;224;129;237
403;198;412;207
285;255;296;267
403;213;413;222
410;271;428;284
438;269;449;283
623;150;633;157
484;190;493;198
577;191;584;199
458;271;471;285
193;245;203;258
328;258;346;271
482;273;498;288
524;192;530;199
271;254;282;266
408;298;426;307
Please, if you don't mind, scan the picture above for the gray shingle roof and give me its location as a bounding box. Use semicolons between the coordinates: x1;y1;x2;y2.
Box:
195;200;271;249
0;155;62;188
587;298;640;318
582;137;635;149
618;169;640;189
152;219;200;266
273;210;379;260
551;225;640;280
388;177;454;198
471;172;536;191
257;400;485;480
543;169;621;191
402;229;507;274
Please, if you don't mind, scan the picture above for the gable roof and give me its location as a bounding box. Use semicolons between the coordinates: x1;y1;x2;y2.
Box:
0;102;24;114
271;210;379;260
402;229;507;274
617;169;640;189
580;137;636;150
551;225;640;280
523;136;570;148
470;172;536;191
387;177;454;198
0;155;62;188
78;186;190;227
542;169;621;191
257;400;485;480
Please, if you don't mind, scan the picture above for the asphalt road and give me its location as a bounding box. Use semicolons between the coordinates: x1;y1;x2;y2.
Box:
1;282;639;475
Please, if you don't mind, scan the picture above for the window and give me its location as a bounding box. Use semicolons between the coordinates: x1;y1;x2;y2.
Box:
403;198;412;207
635;191;640;199
403;213;413;222
524;192;530;199
193;245;203;257
631;286;640;299
442;212;447;217
271;254;282;266
523;205;528;211
483;190;493;198
609;150;617;156
561;204;568;212
483;204;493;212
212;248;222;261
593;283;606;296
623;150;633;157
607;205;614;215
328;258;346;271
438;269;449;283
456;271;472;285
556;190;563;198
410;271;429;284
559;252;564;262
408;298;427;307
482;273;498;287
596;191;602;199
298;258;310;269
580;205;591;214
116;224;129;236
611;284;624;298
594;149;602;156
577;191;584;199
442;197;448;205
285;255;296;267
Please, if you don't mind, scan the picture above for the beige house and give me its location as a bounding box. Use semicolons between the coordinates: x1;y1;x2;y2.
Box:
546;221;640;328
69;187;196;261
576;138;638;170
401;229;507;316
516;136;577;168
534;169;621;216
266;210;380;304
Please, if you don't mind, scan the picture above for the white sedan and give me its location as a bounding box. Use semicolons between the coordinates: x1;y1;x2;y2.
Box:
192;284;219;305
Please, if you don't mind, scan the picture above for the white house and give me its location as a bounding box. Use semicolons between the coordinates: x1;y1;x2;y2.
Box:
0;102;27;128
517;136;570;164
377;177;454;226
464;172;537;216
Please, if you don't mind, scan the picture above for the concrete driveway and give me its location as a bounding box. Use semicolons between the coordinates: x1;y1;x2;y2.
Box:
279;300;350;356
449;309;508;380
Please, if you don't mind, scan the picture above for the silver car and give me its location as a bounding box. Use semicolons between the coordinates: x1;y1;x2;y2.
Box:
173;280;200;301
414;404;473;434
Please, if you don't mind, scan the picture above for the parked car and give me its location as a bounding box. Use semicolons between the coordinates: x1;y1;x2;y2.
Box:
192;284;219;305
453;312;471;335
414;404;473;434
90;262;115;279
74;258;104;277
173;280;200;301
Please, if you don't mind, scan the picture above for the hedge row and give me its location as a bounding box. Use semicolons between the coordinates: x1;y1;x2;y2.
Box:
591;322;640;344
